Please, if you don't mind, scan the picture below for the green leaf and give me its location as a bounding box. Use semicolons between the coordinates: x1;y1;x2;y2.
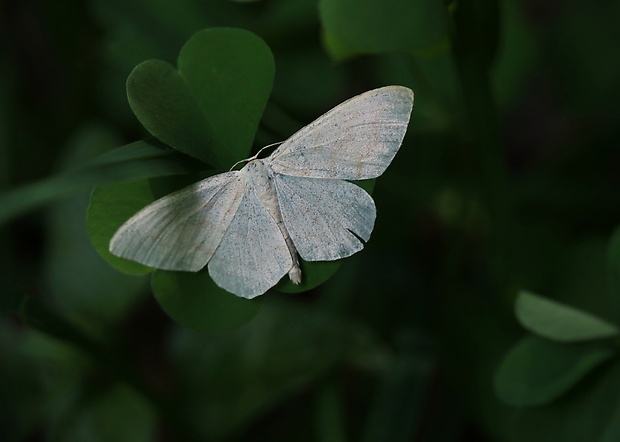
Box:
494;335;615;406
178;28;274;164
516;290;620;342
319;0;448;55
151;270;262;333
320;29;358;62
87;180;155;275
127;28;274;167
85;138;176;164
511;359;620;442
46;196;148;326
127;60;217;165
0;139;202;225
78;138;206;177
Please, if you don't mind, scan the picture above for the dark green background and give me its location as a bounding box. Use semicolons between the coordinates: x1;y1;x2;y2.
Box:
2;0;620;441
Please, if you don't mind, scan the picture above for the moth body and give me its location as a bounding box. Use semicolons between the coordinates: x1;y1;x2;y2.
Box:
109;86;414;298
243;160;302;284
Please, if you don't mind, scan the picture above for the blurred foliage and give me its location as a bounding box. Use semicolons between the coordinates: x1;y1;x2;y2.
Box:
2;0;620;441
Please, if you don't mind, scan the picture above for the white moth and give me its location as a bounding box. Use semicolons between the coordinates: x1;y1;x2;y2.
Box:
110;86;414;299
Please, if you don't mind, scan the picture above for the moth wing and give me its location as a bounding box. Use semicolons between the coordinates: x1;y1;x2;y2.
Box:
109;172;243;271
267;86;413;180
208;176;293;299
273;173;376;262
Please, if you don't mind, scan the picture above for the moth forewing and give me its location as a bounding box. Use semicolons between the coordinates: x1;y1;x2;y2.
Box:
109;86;414;298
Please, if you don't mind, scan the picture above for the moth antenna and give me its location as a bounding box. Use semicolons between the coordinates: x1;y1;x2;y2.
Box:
229;141;283;171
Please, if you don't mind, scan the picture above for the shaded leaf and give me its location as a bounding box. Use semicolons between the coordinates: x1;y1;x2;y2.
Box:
151;270;262;333
319;0;448;56
127;28;275;167
494;334;615;406
516;290;619;342
177;28;274;165
127;60;218;165
87;180;156;275
512;360;620;442
0;139;202;225
320;29;358;62
46;126;148;327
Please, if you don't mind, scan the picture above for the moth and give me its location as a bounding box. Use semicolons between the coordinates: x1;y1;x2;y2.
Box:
110;86;414;298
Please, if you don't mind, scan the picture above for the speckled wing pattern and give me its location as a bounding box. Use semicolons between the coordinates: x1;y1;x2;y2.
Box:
267;86;414;180
270;173;376;262
109;86;414;299
266;85;413;262
207;169;292;299
110;172;243;271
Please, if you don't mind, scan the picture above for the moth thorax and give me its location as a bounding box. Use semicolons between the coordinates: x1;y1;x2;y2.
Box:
246;160;278;208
